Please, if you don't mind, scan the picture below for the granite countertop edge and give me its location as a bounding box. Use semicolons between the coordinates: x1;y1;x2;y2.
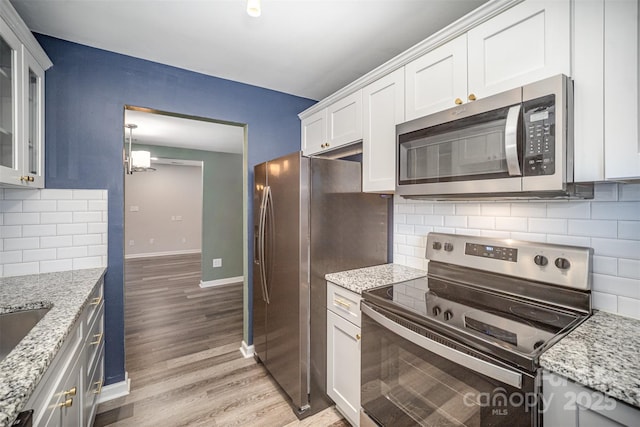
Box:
325;263;428;294
0;267;106;427
540;310;640;409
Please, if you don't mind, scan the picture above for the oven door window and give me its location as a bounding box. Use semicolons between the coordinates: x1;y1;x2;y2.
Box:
398;106;522;184
361;311;536;427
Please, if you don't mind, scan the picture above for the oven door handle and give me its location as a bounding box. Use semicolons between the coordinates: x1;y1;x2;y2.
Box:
361;304;523;389
505;104;522;177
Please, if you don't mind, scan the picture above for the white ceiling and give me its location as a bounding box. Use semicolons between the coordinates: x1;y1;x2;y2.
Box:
11;0;488;152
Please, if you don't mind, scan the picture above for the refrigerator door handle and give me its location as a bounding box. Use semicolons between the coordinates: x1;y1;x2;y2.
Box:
258;185;269;303
263;185;273;304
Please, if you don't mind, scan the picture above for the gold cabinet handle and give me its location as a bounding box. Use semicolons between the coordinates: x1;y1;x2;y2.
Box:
20;176;35;182
468;93;477;101
91;332;104;346
334;298;351;309
454;98;463;105
63;387;77;397
356;334;361;341
58;398;73;408
90;296;103;306
94;379;104;395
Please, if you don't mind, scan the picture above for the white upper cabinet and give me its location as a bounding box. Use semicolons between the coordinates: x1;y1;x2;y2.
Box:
0;1;51;188
603;0;639;180
467;0;571;99
302;90;362;156
405;35;467;121
363;68;404;193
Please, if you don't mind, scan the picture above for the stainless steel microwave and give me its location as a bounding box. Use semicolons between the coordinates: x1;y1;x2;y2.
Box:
396;74;593;199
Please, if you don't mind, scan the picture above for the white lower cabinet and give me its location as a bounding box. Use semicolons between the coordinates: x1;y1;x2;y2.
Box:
25;278;105;427
543;371;640;427
327;282;361;426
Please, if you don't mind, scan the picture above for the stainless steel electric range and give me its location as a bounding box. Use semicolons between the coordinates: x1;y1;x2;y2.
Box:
360;232;592;427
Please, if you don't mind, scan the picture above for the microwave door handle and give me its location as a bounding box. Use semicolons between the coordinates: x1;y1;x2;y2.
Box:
361;304;523;389
505;104;522;176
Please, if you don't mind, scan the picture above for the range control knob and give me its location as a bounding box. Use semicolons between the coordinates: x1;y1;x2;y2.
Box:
443;242;454;252
432;306;441;317
443;310;453;321
432;241;442;250
554;257;571;270
534;255;548;266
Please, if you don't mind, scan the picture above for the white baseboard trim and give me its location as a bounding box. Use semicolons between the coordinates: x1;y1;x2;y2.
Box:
200;276;244;288
96;372;131;404
125;249;201;259
240;340;255;358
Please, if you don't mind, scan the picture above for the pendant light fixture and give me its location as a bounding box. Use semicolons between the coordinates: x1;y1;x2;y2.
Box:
124;123;154;174
247;0;261;17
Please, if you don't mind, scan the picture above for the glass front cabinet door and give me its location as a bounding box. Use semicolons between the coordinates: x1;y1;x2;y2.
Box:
0;7;50;188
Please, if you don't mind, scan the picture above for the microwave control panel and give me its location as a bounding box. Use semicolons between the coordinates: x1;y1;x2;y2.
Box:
523;94;555;176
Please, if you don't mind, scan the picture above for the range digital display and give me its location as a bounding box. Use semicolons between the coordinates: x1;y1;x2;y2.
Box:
465;243;518;262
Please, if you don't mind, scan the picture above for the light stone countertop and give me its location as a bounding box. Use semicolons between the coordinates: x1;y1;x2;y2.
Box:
325;263;427;294
0;268;106;427
540;310;640;408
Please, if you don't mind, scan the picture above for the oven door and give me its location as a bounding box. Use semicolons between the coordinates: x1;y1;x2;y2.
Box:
361;303;538;427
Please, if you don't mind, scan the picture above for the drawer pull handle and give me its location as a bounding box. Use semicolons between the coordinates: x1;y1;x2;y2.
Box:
91;332;104;346
90;296;103;306
20;175;35;182
94;379;104;394
58;398;73;408
63;387;77;397
334;298;351;309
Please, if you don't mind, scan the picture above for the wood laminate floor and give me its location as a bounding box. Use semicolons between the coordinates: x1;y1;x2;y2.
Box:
95;254;348;427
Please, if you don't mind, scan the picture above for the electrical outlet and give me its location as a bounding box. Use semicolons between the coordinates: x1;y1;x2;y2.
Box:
176;215;182;221
129;206;139;212
213;258;222;268
129;240;134;246
149;238;154;244
181;237;186;243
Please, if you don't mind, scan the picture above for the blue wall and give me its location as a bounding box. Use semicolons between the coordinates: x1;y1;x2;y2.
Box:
38;34;316;385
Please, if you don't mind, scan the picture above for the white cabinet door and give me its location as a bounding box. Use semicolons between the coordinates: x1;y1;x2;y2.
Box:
363;68;404;193
21;47;45;188
405;34;467;121
467;0;571;99
327;310;361;427
301;108;327;156
327;90;362;149
604;0;640;180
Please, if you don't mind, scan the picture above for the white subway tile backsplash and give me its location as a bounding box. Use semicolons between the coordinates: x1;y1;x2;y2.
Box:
618;221;640;240
22;225;57;238
40;189;73;200
546;202;591;219
0;188;107;278
393;182;640;318
593;256;618;276
480;203;510;216
57;200;88;212
495;216;527;232
511;202;547;218
39;259;73;273
57;223;88;235
3;262;39;276
568;219;617;238
592;291;618;312
22;200;57;213
591;238;640;260
405;214;424;225
394;214;406;224
22;248;57;262
528;218;567;234
4;237;39;251
617;297;640;319
40;212;73;224
40;235;73;248
618;259;640;280
73;190;104;200
4;212;39;225
592;202;640;220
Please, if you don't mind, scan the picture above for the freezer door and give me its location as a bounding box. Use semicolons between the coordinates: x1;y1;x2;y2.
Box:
252;161;268;362
262;152;310;412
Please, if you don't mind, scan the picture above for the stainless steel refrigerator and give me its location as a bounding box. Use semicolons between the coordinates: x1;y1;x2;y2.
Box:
253;151;389;418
